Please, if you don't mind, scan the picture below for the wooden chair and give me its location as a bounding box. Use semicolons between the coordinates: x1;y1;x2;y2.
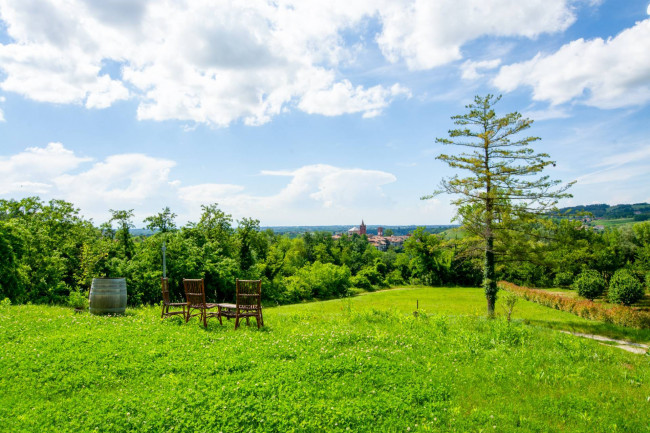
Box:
161;277;187;319
217;279;264;329
183;278;218;328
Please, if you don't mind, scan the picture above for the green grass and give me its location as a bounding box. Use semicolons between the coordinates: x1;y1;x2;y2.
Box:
590;218;636;228
1;287;649;432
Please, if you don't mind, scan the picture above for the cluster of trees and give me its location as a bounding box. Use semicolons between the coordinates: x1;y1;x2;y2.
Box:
0;196;648;307
0;197;482;306
501;218;650;293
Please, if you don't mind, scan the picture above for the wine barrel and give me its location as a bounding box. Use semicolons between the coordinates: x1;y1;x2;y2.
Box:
89;278;127;315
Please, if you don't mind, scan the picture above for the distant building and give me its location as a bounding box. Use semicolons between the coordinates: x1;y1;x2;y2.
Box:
344;220;410;251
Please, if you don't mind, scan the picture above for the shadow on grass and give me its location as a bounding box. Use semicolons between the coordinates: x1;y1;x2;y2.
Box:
524;319;650;344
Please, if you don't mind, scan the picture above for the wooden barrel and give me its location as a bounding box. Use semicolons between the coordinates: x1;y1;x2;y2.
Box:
89;278;127;315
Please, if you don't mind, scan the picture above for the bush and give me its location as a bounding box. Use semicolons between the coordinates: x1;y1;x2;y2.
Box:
608;269;644;306
645;272;650;292
386;270;404;286
350;274;373;291
67;290;89;309
498;281;650;329
553;271;574;288
284;262;351;301
572;270;605;300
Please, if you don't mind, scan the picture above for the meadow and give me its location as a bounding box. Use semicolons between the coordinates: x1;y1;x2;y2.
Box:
1;286;648;432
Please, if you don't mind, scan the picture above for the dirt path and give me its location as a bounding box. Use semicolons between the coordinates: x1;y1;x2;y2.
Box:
560;331;649;354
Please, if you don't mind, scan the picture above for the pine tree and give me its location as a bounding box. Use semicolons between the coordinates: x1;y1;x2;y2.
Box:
425;95;573;316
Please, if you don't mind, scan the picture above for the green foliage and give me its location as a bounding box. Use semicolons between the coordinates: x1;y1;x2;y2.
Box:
143;207;177;233
0;298;11;307
403;227;450;286
500;291;518;323
501;281;650;329
350;274;373;291
67;291;89;309
552;271;574;288
427;94;573;316
284;262;351;301
109;209;135;260
608;269;644;306
572;270;606;301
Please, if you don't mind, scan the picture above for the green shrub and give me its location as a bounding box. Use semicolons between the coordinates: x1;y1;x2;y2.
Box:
608;269;643;306
572;270;605;300
284;262;351;300
645;272;650;292
351;274;373;291
386;269;404;286
553;271;574;288
67;290;89;309
0;297;11;307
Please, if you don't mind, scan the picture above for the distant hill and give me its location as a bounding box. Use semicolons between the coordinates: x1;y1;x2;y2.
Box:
558;203;650;221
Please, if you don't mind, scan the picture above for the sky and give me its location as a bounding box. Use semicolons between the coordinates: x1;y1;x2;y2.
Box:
0;0;649;227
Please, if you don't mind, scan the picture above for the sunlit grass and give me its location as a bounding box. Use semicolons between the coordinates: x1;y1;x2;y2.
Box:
0;288;648;432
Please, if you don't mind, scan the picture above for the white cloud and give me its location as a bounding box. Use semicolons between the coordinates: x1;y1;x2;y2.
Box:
460;59;501;80
0;0;577;126
299;81;410;118
0;142;92;194
522;106;571;121
576;145;650;185
494;18;650;108
178;184;245;204
1;143;406;224
376;0;574;70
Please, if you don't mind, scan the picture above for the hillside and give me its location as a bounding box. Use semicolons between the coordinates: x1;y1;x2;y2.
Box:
559;202;650;221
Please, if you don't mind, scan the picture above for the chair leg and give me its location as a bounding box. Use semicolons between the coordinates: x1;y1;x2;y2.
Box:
235;314;240;330
161;304;165;319
202;309;207;328
246;317;250;326
260;310;264;327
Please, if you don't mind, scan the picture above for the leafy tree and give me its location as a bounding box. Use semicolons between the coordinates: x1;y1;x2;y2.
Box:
426;95;573;316
109;209;135;259
236;217;266;271
143;207;177;233
403;227;450;286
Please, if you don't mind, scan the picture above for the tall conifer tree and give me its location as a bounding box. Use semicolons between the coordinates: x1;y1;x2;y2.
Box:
425;95;573;316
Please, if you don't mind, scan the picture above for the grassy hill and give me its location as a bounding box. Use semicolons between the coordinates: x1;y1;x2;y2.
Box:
559;202;650;221
1;288;648;432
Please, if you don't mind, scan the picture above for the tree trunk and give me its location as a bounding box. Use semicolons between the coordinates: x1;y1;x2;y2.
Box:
484;234;497;317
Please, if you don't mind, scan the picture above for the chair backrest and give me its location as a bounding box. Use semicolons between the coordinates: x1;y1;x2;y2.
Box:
183;279;206;306
161;277;171;304
236;279;261;310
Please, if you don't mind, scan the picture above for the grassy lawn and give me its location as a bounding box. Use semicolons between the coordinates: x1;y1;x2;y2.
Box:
1;287;648;432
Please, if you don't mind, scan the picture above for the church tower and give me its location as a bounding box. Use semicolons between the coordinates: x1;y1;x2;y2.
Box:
360;219;367;235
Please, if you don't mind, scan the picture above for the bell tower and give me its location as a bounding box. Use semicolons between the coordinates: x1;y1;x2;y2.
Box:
360;219;367;235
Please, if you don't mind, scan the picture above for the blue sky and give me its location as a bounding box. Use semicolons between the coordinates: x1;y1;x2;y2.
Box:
0;0;649;226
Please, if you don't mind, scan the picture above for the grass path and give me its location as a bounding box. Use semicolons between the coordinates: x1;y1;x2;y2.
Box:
0;287;648;432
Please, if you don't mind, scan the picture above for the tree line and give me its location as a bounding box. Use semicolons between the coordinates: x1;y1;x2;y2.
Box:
0;196;648;307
